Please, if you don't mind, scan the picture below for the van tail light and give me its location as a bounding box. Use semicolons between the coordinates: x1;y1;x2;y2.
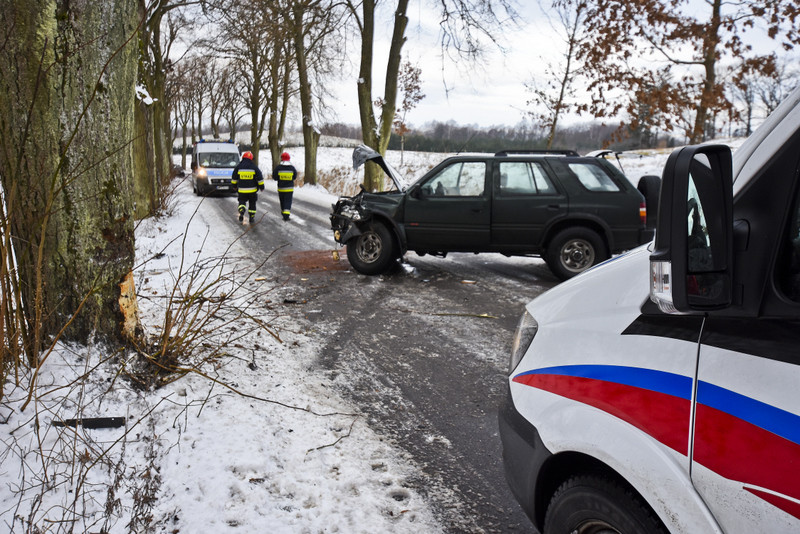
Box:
640;202;647;225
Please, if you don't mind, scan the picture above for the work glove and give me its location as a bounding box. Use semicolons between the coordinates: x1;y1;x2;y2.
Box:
259;185;264;191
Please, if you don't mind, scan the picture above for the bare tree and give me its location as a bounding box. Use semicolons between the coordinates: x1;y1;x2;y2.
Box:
563;0;800;144
212;0;287;165
390;60;425;164
218;62;248;142
137;1;199;216
286;0;345;185
526;0;588;149
755;57;800;117
346;0;516;191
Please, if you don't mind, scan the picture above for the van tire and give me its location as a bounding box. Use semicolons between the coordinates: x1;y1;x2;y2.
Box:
346;222;397;275
545;227;607;280
544;475;668;534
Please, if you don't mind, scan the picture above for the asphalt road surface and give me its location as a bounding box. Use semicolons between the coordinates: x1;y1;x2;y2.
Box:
202;187;559;533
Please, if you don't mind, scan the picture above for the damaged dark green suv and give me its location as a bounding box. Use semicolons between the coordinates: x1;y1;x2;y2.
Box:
330;146;654;280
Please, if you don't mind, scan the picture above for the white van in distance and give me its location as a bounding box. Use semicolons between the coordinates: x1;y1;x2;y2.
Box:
500;86;800;533
190;140;241;196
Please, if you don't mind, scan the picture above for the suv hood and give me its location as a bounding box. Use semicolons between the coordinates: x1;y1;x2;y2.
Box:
352;145;408;192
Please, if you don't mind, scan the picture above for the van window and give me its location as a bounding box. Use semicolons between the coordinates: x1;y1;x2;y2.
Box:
780;183;800;301
197;152;239;168
423;162;486;197
499;162;555;195
569;162;621;192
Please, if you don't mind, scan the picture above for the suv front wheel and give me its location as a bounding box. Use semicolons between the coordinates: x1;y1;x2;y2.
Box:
346;222;397;275
545;227;607;280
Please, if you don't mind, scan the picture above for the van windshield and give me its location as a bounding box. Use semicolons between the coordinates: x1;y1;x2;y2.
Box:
198;152;239;168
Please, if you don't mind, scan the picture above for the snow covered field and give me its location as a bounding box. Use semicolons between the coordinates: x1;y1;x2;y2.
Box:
0;141;739;533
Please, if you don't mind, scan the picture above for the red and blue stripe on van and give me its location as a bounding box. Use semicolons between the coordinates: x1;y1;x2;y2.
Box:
512;364;800;520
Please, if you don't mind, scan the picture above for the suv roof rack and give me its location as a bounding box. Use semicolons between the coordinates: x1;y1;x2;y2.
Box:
494;149;580;157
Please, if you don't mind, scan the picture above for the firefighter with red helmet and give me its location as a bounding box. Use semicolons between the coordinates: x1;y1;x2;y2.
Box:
273;152;297;221
231;151;264;224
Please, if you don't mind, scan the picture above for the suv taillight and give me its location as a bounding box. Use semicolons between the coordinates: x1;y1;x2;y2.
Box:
640;202;647;225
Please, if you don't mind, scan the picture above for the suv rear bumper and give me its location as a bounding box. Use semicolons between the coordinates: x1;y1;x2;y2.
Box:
498;385;552;530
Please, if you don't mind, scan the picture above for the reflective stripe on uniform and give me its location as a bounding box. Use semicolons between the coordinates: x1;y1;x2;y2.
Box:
238;187;258;193
277;187;294;193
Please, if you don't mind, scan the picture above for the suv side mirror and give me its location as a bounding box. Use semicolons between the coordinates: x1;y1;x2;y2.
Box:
650;145;733;314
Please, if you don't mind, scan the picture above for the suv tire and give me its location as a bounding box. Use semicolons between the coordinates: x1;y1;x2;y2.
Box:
545;227;607;280
346;222;397;275
544;475;667;534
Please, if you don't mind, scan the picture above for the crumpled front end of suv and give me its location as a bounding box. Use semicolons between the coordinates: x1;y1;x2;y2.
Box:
330;192;371;245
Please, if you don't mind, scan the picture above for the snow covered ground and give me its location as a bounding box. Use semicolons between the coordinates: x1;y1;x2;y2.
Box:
0;141;740;533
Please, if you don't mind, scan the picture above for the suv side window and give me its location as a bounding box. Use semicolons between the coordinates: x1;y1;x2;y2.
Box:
499;162;556;195
568;162;621;192
423;161;486;197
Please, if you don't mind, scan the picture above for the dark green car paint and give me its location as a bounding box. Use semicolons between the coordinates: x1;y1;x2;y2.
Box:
331;151;653;279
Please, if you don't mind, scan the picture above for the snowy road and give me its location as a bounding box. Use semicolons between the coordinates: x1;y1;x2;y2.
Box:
199;186;557;532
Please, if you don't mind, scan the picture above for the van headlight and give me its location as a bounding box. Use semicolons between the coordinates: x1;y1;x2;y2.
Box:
196;167;207;177
509;309;538;374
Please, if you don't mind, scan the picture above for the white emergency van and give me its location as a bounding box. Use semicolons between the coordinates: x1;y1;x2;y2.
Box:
500;86;800;534
190;140;241;195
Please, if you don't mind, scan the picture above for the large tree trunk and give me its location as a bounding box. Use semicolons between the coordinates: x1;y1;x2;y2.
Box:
0;0;140;360
133;97;159;218
691;0;722;144
356;0;408;191
292;4;318;186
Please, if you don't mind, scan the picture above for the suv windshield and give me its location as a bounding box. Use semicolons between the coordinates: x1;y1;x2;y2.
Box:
198;152;239;168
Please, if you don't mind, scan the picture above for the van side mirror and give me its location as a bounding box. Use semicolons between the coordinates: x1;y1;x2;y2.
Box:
650;145;733;314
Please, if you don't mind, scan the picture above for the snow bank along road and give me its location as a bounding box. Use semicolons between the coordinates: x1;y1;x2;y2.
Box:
204;185;558;532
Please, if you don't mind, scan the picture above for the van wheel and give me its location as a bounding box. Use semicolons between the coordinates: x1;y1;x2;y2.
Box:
544;475;668;534
545;227;607;280
346;222;397;275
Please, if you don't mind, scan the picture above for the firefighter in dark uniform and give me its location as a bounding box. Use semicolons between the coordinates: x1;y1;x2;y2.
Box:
273;152;297;221
231;151;264;224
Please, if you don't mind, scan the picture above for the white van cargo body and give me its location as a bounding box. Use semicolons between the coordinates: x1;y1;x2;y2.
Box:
190;140;241;195
500;86;800;534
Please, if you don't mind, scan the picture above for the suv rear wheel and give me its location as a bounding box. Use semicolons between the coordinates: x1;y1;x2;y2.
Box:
545;227;607;280
346;222;397;275
544;475;667;534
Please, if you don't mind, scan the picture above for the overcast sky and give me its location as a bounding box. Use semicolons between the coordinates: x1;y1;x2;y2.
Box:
323;0;790;130
327;2;555;128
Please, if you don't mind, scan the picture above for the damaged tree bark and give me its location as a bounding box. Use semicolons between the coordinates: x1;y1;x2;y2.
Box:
0;1;141;362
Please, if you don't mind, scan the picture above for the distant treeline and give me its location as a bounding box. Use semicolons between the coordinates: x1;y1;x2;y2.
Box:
320;120;683;154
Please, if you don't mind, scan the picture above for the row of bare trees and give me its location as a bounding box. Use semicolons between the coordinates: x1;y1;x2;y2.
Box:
166;0;516;191
527;0;800;148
